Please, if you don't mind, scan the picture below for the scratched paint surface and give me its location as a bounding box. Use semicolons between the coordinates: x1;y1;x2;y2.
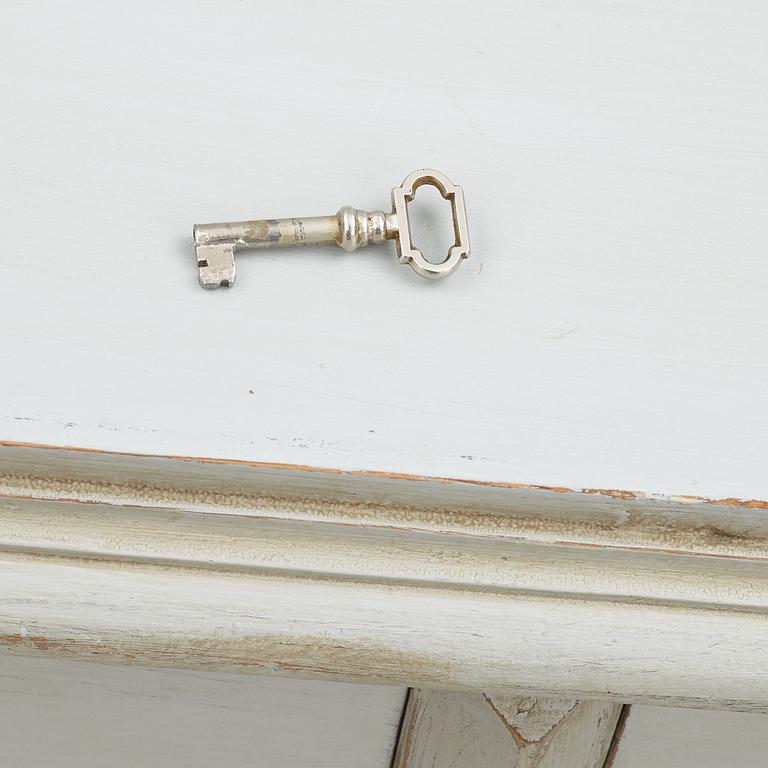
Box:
1;2;767;500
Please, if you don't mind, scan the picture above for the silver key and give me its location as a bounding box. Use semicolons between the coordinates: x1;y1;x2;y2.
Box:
193;169;469;288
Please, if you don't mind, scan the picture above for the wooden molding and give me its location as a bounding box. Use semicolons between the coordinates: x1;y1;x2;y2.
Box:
1;441;768;711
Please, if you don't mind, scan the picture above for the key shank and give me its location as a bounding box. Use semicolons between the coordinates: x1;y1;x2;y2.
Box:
194;208;398;289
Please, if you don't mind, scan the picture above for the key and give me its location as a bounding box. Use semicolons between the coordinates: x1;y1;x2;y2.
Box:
193;168;469;288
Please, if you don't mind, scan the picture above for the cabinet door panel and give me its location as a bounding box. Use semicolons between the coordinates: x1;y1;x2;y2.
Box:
0;656;406;768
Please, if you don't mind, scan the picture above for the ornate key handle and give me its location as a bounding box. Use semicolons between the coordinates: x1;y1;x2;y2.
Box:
193;168;469;288
391;169;470;279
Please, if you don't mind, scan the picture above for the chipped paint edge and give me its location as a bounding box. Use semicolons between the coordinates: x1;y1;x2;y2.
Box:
2;439;767;510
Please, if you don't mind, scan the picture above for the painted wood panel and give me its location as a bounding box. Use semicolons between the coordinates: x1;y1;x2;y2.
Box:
0;655;406;768
394;690;622;767
608;705;768;768
0;6;766;762
1;1;767;501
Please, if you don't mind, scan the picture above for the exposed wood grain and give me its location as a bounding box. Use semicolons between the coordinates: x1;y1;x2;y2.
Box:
1;443;768;710
393;690;621;767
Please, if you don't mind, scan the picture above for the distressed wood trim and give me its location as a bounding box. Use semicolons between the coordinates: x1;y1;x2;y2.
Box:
392;690;622;767
601;705;631;768
1;441;768;711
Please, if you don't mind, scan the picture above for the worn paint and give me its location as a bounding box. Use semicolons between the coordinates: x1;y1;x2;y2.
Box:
395;690;621;767
3;464;768;564
2;439;767;511
0;626;457;688
483;694;579;748
602;705;631;768
0;634;49;651
2;441;768;711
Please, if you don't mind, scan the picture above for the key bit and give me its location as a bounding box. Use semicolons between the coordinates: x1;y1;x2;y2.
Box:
193;169;470;288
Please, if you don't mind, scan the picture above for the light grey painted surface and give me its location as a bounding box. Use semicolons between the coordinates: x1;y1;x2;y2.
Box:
611;705;768;767
0;655;406;768
2;1;767;500
1;3;767;765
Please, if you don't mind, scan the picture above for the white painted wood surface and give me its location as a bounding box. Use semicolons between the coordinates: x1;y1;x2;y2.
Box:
0;655;405;768
609;705;768;768
2;1;767;501
394;690;621;767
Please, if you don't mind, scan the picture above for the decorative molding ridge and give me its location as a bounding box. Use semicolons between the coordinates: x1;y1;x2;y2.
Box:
1;440;767;712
